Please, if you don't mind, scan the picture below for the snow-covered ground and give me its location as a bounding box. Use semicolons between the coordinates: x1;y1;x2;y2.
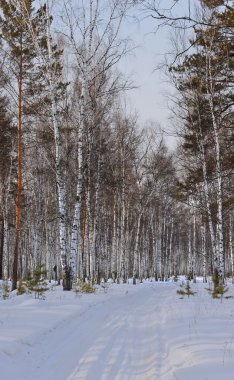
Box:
0;278;234;380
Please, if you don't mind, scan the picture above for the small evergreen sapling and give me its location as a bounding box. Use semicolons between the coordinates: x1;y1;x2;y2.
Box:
186;272;193;281
73;279;96;295
208;269;232;302
17;279;26;295
27;264;49;299
81;280;96;293
177;280;196;298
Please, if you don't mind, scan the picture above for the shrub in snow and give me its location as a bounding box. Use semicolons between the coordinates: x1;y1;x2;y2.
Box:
208;269;233;302
186;272;193;281
27;264;49;299
73;279;96;294
177;280;196;298
17;279;26;296
81;281;96;293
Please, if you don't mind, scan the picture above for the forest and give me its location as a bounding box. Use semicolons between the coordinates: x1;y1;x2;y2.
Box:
0;0;233;292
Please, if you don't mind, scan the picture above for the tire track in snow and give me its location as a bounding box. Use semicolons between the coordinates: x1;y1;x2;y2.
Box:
10;284;171;380
2;281;234;380
65;284;171;380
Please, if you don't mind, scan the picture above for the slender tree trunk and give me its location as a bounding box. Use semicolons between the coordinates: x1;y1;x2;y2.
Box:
192;209;196;283
46;2;70;290
124;204;130;280
116;197;121;281
111;194;117;280
120;154;126;282
195;106;218;269
12;34;23;291
188;224;192;278
164;217;169;280
201;225;207;283
0;215;4;280
157;215;162;281
169;217;174;277
210;105;224;281
94;152;101;283
151;215;157;280
133;211;142;283
205;44;224;282
229;213;234;284
161;213;167;280
70;77;85;281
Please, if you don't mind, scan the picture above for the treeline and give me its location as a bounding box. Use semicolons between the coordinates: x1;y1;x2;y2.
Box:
168;0;234;283
0;0;233;290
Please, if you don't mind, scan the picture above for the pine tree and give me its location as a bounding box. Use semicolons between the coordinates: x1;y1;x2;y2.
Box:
171;0;234;283
27;263;48;299
0;0;50;290
177;280;196;298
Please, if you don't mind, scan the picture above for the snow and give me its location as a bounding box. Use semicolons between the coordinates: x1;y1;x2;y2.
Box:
0;278;234;380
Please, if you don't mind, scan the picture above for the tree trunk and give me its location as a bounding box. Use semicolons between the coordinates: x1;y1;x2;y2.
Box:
133;212;142;283
188;224;192;278
0;215;4;280
195;105;218;271
12;34;23;291
70;77;85;281
229;213;234;284
201;225;207;283
205;43;224;282
46;1;70;290
94;152;101;283
111;194;117;281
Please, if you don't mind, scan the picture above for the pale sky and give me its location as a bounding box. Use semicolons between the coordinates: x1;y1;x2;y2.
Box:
117;0;196;150
119;15;175;146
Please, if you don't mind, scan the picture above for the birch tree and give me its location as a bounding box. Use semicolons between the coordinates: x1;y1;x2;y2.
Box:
0;95;15;280
12;0;73;289
63;0;132;282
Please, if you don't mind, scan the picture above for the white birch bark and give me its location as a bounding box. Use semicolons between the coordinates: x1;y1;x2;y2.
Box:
84;126;94;280
201;225;207;283
229;212;234;284
15;0;70;289
111;194;118;279
151;215;157;280
193;100;218;269
169;217;174;277
188;224;192;277
104;206;110;280
69;78;85;281
63;0;132;281
120;148;126;282
157;222;162;281
124;203;130;280
161;213;166;280
164;216;169;279
192;207;196;282
204;37;224;281
45;2;70;289
133;211;142;283
94;152;101;283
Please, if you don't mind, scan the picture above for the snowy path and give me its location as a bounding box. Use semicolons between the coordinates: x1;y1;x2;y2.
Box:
1;281;234;380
